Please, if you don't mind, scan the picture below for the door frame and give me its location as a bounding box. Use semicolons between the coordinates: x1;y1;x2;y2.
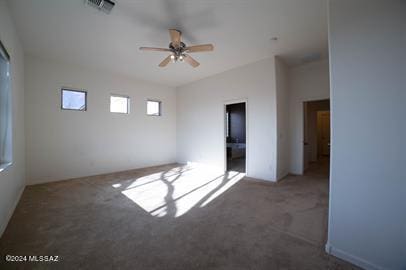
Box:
223;99;248;174
302;98;330;173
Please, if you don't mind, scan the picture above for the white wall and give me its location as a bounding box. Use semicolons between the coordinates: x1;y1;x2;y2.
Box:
0;0;25;235
176;58;278;181
25;56;177;184
275;57;290;179
327;0;406;269
288;60;330;174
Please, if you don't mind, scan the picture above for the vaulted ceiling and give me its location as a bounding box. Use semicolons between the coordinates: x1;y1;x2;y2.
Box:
7;0;328;87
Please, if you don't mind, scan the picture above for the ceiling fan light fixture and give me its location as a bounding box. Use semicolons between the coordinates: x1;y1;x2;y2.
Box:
139;29;214;68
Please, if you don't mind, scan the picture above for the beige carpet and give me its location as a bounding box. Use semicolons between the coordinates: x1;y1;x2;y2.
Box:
0;161;360;269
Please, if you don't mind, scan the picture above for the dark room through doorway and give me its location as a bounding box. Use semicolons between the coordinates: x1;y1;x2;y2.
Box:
225;102;246;173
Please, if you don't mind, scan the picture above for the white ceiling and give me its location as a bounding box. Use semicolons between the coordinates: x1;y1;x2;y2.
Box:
7;0;328;87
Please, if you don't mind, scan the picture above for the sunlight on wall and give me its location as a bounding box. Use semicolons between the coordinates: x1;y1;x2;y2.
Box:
120;165;245;218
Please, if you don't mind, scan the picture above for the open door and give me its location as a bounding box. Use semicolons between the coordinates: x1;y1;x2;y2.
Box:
303;99;330;173
225;102;246;173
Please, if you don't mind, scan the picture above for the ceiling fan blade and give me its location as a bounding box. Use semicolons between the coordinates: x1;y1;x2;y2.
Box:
184;54;200;68
185;44;214;53
169;29;181;48
159;55;172;67
139;47;171;52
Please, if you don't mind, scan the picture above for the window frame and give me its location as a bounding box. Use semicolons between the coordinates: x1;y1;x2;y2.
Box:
0;40;10;61
0;39;12;172
110;94;130;114
146;99;162;116
226;111;230;138
61;88;87;111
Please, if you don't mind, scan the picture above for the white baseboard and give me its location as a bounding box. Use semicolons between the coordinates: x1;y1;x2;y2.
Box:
0;186;24;237
277;171;289;181
325;242;386;270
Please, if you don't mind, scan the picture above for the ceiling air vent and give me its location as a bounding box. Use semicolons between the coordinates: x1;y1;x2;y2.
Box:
86;0;115;14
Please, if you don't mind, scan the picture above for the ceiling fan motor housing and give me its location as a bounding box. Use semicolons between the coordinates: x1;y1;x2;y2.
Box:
170;42;186;51
86;0;115;13
169;42;187;61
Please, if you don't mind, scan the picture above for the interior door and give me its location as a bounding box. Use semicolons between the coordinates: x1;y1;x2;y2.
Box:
317;111;330;156
303;102;310;170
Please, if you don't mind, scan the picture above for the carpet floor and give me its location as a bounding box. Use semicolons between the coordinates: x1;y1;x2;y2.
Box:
0;161;360;269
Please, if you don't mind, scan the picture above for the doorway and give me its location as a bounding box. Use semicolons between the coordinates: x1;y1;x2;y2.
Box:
303;99;330;173
225;102;246;173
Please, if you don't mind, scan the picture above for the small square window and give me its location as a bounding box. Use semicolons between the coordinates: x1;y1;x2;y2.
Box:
147;100;161;116
61;89;87;111
110;95;129;114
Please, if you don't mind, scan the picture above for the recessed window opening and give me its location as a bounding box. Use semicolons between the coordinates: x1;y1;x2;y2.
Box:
0;40;12;172
61;88;87;111
110;95;130;114
147;100;161;116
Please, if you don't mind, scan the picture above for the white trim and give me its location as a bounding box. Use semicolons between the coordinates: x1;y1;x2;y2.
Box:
0;186;24;237
223;99;248;175
325;243;387;270
326;0;335;262
325;242;332;254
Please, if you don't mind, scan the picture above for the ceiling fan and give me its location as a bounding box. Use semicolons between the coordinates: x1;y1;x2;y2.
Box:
139;29;214;68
